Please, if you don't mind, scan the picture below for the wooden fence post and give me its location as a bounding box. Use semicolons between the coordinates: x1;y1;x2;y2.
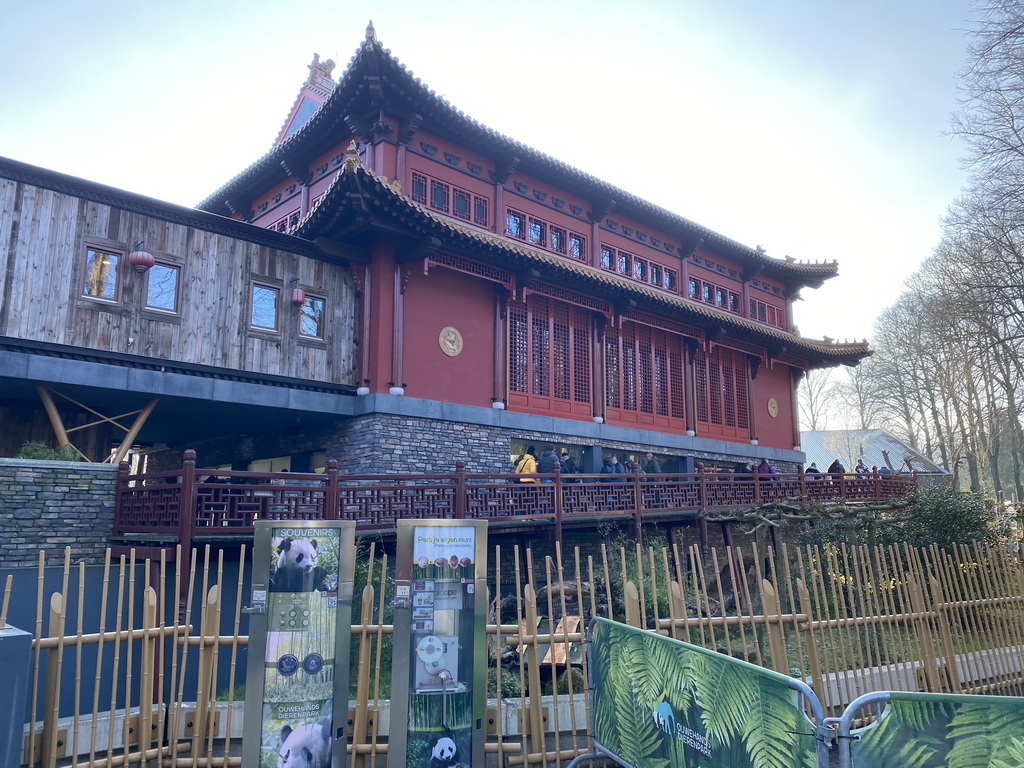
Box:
907;577;942;692
761;580;789;675
177;450;197;611
631;465;643;541
930;574;961;693
797;578;825;707
351;584;375;768
191;584;221;756
624;581;642;628
41;593;67;768
523;585;546;764
138;586;159;758
552;462;563;542
454;460;467;519
325;458;339;520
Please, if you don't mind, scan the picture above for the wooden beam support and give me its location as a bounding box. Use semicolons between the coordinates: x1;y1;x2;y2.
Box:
37;386;71;449
111;399;159;464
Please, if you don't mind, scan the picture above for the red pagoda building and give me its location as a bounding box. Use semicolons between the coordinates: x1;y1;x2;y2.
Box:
0;25;867;476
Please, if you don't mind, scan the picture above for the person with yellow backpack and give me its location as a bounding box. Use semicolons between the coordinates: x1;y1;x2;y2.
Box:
515;446;538;482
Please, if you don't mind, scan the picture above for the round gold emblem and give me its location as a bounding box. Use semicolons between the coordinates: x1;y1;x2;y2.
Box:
767;397;779;418
439;326;464;357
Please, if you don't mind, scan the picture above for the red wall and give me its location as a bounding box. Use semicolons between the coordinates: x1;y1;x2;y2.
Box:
401;266;495;405
754;363;798;450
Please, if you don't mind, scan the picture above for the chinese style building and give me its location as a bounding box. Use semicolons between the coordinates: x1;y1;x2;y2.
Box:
0;25;868;475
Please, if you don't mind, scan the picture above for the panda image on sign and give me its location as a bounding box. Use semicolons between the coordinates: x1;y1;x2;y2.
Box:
277;717;331;768
270;537;329;592
429;735;458;768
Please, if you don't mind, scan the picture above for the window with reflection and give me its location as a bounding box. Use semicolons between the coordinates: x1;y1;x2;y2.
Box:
299;295;326;339
251;284;279;331
507;210;526;238
83;248;120;301
145;264;179;313
528;219;546;246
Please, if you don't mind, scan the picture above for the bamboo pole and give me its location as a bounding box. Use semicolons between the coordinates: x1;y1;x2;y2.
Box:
511;545;529;764
87;551;113;767
523;584;545;766
796;578;825;707
139;586;158;768
370;549;388;766
41;592;67;768
71;561;85;765
0;574;12;628
190;583;220;762
351;583;374;768
710;549;733;656
761;581;788;674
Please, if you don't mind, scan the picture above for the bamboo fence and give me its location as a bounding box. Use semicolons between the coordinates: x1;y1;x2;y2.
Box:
10;539;1024;767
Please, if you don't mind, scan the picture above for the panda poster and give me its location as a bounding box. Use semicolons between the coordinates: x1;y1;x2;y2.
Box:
259;527;341;768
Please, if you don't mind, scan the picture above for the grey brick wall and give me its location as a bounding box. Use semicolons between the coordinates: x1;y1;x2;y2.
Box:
0;458;118;566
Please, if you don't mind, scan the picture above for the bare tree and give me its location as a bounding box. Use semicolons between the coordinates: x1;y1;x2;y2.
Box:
798;368;840;431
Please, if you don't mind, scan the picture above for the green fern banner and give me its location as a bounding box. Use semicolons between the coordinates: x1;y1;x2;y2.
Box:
589;617;818;768
850;691;1024;768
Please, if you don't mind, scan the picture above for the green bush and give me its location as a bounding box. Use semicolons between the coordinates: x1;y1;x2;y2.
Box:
17;440;85;461
797;485;1014;550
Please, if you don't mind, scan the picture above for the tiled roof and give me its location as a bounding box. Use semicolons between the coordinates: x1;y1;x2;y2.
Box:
800;429;948;474
199;33;838;284
293;154;869;365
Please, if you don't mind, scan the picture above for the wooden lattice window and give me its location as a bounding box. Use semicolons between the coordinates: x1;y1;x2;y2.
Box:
694;345;750;439
601;245;678;293
508;294;591;416
507;208;587;262
750;297;786;329
604;321;686;429
410;170;489;226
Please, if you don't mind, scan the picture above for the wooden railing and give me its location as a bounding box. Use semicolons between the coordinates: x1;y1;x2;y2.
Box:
114;449;919;546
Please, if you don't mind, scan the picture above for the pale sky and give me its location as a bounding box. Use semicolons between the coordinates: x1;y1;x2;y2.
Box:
1;0;974;342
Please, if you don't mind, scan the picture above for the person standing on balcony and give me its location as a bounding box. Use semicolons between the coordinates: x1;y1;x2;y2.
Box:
515;446;538;483
600;455;623;481
560;451;580;482
537;447;557;482
644;452;662;475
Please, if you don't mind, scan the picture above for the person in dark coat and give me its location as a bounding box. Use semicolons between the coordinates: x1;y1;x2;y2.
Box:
560;451;580;482
600;455;624;481
827;459;845;475
644;452;662;475
537;447;557;476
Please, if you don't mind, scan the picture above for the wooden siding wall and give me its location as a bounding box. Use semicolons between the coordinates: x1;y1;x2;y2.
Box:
0;179;358;384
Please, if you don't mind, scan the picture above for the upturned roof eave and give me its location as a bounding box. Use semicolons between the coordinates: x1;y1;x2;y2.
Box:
198;35;838;286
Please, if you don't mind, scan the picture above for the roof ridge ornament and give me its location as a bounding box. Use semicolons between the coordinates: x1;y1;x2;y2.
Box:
366;19;376;42
306;53;336;88
344;140;361;173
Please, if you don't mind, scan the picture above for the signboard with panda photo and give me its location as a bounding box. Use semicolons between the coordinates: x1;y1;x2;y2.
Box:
390;520;488;768
243;521;356;768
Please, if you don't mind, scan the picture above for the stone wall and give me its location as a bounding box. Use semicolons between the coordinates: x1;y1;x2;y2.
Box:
0;458;118;566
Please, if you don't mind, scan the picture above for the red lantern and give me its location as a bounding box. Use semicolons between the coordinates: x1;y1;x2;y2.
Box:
291;288;306;307
128;250;155;273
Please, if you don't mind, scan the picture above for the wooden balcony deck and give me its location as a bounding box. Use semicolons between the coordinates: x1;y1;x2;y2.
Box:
114;450;919;549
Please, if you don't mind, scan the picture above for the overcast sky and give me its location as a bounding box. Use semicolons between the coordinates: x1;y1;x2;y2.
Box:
1;0;975;342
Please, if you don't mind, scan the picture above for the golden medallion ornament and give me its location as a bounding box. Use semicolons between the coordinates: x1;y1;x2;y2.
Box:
438;326;464;357
767;397;779;418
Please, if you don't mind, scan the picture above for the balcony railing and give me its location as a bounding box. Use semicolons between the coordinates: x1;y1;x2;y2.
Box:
114;450;919;549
